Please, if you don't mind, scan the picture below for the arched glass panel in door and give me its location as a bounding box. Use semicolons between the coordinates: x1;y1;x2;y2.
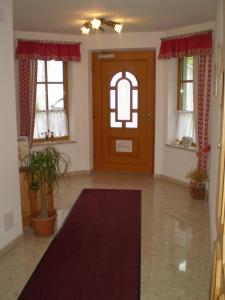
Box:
109;71;139;128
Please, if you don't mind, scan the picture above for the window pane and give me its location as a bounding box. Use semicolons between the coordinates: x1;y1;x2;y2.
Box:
36;84;46;111
182;57;193;80
126;72;138;86
47;61;63;82
176;111;195;142
37;61;45;82
132;90;138;109
126;113;138;128
110;90;116;109
180;82;193;111
110;112;122;128
117;79;131;121
33;111;48;139
48;84;64;110
110;72;122;87
48;111;68;137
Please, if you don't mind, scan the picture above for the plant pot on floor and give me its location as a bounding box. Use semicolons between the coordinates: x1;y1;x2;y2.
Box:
189;180;206;200
21;147;70;237
32;211;57;237
186;168;207;200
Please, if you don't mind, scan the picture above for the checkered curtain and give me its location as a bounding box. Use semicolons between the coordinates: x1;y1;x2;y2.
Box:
158;31;212;170
18;59;37;146
17;40;81;146
196;54;212;170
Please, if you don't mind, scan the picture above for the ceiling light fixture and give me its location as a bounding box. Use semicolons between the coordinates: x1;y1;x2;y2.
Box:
81;25;90;35
113;23;123;34
81;18;123;35
90;18;102;30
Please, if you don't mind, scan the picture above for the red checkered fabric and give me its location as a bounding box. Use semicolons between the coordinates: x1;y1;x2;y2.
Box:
158;32;212;59
196;54;212;170
16;40;81;61
18;59;37;146
158;32;212;171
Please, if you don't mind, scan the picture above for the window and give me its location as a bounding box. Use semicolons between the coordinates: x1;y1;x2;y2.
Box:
33;60;69;141
176;56;195;144
109;71;138;129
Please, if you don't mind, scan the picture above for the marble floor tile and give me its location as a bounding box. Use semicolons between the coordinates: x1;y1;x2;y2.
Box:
0;173;211;300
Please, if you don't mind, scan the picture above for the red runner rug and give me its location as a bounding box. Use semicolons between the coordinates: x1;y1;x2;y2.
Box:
18;189;141;300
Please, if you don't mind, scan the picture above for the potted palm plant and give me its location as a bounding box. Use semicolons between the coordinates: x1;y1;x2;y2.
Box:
22;147;70;236
186;168;208;200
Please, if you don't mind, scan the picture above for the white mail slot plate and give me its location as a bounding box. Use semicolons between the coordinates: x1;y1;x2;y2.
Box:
116;140;132;152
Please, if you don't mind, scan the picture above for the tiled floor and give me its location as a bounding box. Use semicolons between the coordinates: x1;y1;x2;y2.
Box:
0;173;211;300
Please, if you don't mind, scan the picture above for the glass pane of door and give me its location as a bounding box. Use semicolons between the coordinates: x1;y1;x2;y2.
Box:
117;79;131;121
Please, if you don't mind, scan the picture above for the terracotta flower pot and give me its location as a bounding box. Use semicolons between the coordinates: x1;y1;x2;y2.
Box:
31;212;56;237
189;180;206;200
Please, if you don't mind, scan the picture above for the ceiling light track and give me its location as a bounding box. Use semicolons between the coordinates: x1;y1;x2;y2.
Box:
81;18;123;35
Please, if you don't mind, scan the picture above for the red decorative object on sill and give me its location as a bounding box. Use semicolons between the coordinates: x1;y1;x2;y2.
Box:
189;180;206;200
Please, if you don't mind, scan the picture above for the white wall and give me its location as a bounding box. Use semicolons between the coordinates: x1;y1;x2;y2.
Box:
0;0;23;250
208;0;223;247
161;23;214;182
15;22;214;182
162;57;197;183
15;30;165;174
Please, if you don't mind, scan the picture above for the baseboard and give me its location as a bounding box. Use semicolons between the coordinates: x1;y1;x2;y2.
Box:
68;171;188;188
154;174;188;187
0;233;24;258
68;170;92;176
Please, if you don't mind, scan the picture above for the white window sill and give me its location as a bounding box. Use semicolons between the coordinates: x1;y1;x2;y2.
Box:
32;140;77;147
165;143;197;152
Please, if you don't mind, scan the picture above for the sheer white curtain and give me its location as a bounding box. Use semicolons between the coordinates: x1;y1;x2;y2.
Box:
176;57;198;143
33;110;68;139
176;111;195;142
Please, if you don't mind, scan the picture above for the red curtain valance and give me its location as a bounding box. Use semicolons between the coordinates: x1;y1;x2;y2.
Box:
16;40;81;61
158;31;212;59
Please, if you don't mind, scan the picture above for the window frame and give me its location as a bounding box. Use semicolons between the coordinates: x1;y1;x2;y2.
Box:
33;60;69;143
177;56;194;111
176;57;196;147
109;71;139;129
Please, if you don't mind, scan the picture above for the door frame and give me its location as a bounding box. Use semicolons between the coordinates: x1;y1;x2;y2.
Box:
92;50;156;174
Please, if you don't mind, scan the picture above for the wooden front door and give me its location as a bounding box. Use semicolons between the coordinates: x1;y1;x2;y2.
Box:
92;51;155;174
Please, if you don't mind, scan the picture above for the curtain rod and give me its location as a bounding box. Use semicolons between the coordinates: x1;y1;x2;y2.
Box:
160;29;213;41
17;38;82;45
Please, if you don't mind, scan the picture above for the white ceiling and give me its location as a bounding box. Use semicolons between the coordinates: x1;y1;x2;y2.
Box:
13;0;218;35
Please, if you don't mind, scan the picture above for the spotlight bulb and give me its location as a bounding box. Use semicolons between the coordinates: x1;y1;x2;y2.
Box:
114;23;123;33
81;26;90;35
91;18;101;30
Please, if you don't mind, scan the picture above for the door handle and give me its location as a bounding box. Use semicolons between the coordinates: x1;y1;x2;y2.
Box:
142;113;151;120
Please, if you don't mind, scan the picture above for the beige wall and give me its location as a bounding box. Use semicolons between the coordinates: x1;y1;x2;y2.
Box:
10;8;221;249
16;22;214;183
15;30;165;174
208;0;224;248
0;0;22;250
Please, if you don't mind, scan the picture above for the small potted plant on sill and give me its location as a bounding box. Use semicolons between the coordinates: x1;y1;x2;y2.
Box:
186;168;208;200
22;147;70;237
